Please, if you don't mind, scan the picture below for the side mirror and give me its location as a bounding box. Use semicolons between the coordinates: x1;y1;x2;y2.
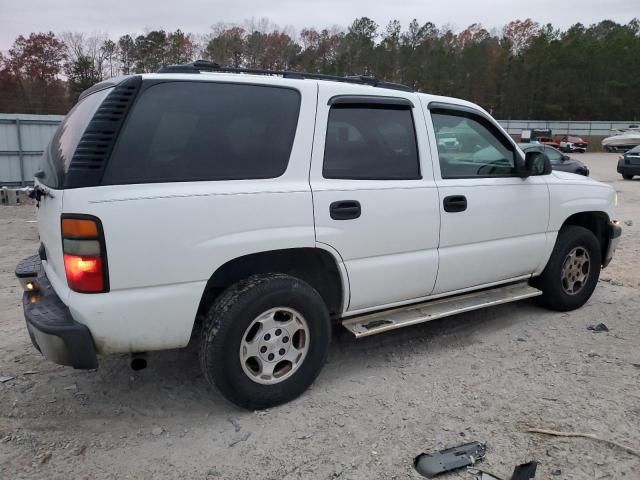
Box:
561;154;570;161
522;151;552;177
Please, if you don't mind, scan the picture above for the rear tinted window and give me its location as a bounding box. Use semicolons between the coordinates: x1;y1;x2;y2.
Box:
102;82;300;184
38;88;112;188
323;105;420;180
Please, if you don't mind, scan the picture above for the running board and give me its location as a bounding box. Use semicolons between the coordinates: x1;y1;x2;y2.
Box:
342;282;542;338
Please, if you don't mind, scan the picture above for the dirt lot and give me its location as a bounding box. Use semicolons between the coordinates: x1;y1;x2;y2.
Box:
1;152;639;480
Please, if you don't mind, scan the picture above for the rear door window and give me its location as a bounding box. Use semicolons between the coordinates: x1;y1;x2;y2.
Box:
102;82;301;184
323;105;420;180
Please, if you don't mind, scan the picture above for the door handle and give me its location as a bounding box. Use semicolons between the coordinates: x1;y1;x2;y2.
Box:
443;195;467;213
330;200;361;220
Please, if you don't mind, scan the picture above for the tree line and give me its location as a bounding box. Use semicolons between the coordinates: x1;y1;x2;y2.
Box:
1;17;639;120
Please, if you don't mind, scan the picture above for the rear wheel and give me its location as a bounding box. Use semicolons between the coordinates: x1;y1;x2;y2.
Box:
199;273;331;410
622;174;634;180
534;226;601;311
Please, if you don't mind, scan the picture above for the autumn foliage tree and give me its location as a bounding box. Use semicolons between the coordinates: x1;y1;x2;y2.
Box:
0;32;67;113
0;18;639;120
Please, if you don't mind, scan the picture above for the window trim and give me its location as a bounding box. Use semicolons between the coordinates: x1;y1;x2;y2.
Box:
328;95;414;108
322;103;422;181
428;102;525;180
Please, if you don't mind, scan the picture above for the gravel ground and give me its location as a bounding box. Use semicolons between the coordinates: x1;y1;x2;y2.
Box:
1;152;639;479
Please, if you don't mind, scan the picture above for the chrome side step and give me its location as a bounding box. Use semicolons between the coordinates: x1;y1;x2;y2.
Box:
342;282;542;338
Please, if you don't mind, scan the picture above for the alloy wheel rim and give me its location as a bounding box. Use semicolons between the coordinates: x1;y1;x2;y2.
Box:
561;246;591;295
239;307;310;385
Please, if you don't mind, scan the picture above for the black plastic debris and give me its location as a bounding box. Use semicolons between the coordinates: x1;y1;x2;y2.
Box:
467;461;537;480
551;468;562;476
587;323;609;332
511;462;538;480
414;441;486;478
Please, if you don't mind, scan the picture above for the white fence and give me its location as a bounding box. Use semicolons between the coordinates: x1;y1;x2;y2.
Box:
0;114;637;185
498;120;638;137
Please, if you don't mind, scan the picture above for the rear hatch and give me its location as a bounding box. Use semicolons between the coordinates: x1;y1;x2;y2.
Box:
35;87;113;296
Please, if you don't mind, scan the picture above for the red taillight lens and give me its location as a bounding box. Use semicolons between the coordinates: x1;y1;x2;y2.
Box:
61;215;108;293
64;254;105;292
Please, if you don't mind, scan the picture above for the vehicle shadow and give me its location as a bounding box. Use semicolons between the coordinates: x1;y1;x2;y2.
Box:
34;297;545;421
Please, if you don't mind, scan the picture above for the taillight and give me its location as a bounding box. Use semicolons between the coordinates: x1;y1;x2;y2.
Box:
61;215;109;293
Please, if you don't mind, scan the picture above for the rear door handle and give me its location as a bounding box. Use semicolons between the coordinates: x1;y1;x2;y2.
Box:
330;200;361;220
443;195;467;213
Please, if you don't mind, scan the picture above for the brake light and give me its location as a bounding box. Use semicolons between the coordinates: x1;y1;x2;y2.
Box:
61;215;108;293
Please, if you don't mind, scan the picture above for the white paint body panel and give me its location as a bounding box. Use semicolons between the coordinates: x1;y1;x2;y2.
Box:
36;73;617;354
310;83;440;311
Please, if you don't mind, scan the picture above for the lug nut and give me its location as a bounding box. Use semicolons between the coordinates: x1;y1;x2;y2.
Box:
275;328;282;336
282;336;289;343
260;346;267;354
264;333;271;341
268;353;275;361
279;348;285;355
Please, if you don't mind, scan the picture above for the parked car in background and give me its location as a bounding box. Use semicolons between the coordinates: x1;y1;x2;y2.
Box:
537;136;561;149
437;131;460;151
519;143;589;176
528;128;561;149
617;145;640;179
559;135;588;153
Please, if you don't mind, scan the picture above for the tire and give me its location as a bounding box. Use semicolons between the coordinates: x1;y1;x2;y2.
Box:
199;273;331;410
534;226;601;311
622;174;634;180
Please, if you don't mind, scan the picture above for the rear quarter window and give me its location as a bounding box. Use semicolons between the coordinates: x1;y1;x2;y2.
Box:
38;88;112;188
102;82;301;184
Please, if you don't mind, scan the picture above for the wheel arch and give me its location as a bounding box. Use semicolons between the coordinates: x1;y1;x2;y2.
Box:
560;211;610;264
196;247;347;323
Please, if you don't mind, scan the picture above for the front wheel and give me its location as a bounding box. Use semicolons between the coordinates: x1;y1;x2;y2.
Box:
622;174;634;180
534;226;601;311
199;274;331;410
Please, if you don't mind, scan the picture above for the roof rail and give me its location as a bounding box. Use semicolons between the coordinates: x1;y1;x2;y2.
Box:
157;60;414;92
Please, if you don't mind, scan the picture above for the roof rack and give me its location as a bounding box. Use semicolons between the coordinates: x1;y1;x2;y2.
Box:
157;60;414;92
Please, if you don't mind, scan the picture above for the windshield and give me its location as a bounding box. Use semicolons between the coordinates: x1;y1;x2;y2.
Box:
627;145;640;154
38;87;112;188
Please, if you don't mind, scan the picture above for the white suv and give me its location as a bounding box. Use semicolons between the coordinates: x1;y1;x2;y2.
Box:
16;61;621;409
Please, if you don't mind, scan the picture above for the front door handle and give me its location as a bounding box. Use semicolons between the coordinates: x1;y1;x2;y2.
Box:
443;195;467;213
330;200;361;220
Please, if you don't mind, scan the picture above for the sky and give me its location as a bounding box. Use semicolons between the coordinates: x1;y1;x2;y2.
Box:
1;0;638;49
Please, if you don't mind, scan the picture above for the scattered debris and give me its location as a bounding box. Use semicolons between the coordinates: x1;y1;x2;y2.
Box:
624;220;632;226
516;338;527;342
71;445;87;456
151;427;163;436
527;428;640;457
39;451;52;464
414;441;486;478
551;468;562;476
510;462;537;480
227;418;241;432
23;370;38;375
63;384;78;391
229;431;251;447
0;376;15;383
587;323;609;332
468;462;537;480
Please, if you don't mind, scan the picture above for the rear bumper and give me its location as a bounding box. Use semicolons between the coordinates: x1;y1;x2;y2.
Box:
603;221;622;268
15;255;98;369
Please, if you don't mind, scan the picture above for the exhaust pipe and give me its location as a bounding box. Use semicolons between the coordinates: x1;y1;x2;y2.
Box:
130;352;147;371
